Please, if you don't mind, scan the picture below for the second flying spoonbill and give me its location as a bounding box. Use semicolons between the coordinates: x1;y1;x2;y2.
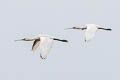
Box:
65;24;112;41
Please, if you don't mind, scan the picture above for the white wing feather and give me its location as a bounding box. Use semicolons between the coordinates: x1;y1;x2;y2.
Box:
32;40;40;51
40;37;53;59
85;25;98;41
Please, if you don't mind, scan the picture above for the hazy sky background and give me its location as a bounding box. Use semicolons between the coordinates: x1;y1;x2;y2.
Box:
0;0;120;80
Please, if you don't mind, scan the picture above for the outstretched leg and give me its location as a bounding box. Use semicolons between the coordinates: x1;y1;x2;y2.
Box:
53;38;68;42
98;27;112;31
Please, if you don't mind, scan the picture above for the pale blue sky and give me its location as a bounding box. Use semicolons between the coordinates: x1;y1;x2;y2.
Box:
0;0;120;80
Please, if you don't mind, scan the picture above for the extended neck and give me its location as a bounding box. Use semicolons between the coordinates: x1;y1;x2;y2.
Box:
75;27;86;30
23;38;36;41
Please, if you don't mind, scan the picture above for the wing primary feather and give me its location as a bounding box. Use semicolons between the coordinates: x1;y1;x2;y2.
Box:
85;25;98;41
39;37;53;59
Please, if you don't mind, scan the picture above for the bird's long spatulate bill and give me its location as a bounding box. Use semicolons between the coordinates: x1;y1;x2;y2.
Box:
64;28;73;30
14;39;24;41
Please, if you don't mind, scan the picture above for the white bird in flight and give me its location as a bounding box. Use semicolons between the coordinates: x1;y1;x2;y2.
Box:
15;34;68;59
66;24;112;41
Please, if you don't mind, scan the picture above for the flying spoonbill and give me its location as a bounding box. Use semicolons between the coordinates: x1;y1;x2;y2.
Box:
15;34;68;59
65;24;112;41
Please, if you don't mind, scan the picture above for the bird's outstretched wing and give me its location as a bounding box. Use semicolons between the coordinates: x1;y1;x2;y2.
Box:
32;39;40;51
85;25;98;41
39;37;53;59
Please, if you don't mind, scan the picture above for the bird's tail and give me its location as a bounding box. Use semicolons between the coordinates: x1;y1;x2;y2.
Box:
53;38;68;42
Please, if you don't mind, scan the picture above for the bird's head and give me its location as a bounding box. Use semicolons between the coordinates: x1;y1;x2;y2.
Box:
23;38;28;40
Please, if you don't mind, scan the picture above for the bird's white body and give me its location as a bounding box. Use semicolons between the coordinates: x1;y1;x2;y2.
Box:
16;34;68;59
